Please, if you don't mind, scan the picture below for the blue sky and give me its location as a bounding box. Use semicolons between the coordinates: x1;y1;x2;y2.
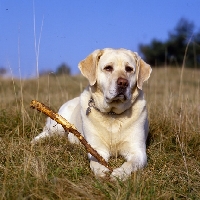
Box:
0;0;200;78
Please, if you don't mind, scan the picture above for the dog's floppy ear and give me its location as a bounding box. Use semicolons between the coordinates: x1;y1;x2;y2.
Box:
134;53;152;90
78;49;103;86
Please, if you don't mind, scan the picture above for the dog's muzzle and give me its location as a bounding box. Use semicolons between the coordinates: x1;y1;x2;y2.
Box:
106;77;129;103
116;77;128;100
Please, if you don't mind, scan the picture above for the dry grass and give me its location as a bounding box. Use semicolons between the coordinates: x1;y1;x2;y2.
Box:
0;68;200;199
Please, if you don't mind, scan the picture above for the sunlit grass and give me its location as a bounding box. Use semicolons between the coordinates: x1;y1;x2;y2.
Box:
0;67;200;199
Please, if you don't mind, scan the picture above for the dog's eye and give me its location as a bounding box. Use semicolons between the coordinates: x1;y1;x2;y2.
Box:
104;65;113;72
125;66;133;72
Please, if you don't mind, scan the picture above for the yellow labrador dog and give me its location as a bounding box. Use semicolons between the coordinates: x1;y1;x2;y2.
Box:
32;48;152;180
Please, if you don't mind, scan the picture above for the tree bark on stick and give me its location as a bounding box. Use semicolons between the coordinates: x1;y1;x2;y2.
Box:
30;100;112;172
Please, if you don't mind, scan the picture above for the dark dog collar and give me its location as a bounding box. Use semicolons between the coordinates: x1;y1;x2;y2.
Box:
86;98;116;116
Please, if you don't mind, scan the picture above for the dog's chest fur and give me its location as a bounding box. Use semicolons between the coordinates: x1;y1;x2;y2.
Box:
79;85;147;156
87;111;130;153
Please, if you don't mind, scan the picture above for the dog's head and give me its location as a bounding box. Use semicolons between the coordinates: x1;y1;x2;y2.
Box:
78;48;152;113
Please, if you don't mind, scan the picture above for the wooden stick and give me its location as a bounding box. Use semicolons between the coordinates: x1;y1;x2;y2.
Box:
30;100;113;172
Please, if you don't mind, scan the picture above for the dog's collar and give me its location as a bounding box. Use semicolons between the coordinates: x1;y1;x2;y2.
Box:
86;98;117;115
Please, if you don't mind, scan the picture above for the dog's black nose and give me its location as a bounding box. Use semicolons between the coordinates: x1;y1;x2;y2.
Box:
117;78;128;88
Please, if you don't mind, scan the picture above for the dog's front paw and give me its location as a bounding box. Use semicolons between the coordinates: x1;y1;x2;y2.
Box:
90;160;110;178
110;167;131;181
110;161;133;181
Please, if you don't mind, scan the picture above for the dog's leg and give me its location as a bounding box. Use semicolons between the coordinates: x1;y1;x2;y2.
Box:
31;97;81;144
88;150;110;178
31;117;66;144
31;117;80;144
90;157;110;178
110;149;147;180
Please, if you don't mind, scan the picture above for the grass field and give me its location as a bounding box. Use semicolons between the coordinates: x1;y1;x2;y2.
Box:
0;67;200;199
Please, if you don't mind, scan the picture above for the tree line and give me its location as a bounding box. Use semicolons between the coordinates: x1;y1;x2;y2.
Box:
0;63;71;77
139;18;200;68
39;63;71;76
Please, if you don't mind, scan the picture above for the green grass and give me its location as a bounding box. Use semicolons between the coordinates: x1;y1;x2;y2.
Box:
0;68;200;199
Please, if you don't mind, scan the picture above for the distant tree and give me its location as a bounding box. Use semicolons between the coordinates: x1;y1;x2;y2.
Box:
190;35;200;68
55;63;71;75
166;18;195;66
169;18;194;43
139;39;166;66
39;69;54;76
0;67;7;76
139;18;200;67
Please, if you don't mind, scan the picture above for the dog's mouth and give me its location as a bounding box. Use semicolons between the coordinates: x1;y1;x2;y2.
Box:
106;93;127;103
